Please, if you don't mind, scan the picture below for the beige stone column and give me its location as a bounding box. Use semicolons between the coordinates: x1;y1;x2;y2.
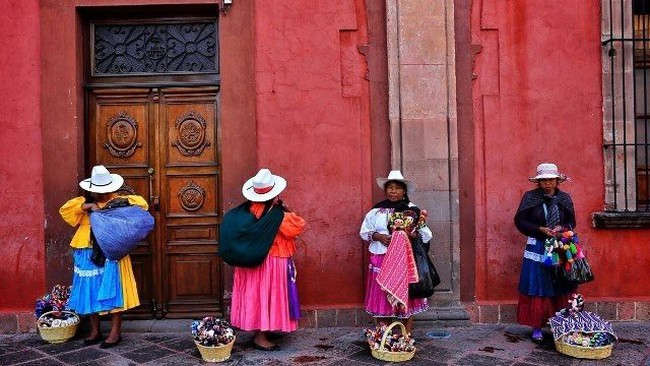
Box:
386;0;461;310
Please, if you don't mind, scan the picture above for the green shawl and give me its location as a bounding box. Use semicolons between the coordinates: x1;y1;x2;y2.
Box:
218;202;284;267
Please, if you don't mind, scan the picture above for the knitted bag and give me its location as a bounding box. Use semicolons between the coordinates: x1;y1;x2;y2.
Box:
90;206;155;260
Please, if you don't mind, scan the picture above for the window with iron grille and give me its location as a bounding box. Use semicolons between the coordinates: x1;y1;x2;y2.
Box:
597;0;650;227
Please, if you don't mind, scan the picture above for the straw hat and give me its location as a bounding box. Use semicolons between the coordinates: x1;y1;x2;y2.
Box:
242;168;287;202
528;163;568;183
376;170;415;193
79;165;124;193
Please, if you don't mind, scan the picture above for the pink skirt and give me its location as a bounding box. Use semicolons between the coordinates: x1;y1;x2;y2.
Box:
365;254;429;318
230;255;298;332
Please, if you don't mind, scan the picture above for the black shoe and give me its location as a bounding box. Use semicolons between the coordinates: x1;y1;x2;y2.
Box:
252;342;281;352
266;332;285;341
99;336;122;349
82;336;103;346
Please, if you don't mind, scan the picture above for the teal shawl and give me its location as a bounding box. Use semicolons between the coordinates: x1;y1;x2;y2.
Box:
219;202;284;267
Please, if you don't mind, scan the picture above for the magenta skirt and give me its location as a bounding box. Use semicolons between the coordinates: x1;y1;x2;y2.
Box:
230;255;298;332
365;254;429;318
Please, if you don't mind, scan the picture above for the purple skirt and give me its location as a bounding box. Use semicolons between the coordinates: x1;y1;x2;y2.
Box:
365;254;429;318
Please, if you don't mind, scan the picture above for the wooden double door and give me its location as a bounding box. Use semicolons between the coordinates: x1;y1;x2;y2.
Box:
87;86;222;318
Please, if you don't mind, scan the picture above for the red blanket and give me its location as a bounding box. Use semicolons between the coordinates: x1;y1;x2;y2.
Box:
376;230;419;310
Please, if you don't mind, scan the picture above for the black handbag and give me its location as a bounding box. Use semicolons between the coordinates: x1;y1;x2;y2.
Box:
553;257;594;286
569;257;595;284
409;236;441;298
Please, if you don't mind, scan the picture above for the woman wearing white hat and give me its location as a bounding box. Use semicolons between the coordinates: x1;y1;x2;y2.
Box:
59;165;149;348
514;163;577;342
359;170;433;333
220;168;305;351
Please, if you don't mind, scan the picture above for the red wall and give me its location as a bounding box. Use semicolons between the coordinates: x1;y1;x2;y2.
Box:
0;0;45;311
471;1;650;302
5;0;646;319
254;0;372;307
35;0;375;310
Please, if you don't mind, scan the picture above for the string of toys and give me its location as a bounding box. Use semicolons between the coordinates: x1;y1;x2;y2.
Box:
542;228;583;268
542;228;594;284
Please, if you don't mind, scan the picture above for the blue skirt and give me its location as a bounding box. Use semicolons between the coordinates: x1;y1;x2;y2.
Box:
518;238;575;297
68;248;124;315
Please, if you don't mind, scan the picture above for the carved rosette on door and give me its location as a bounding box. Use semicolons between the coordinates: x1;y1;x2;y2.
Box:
104;111;142;158
178;180;206;212
172;111;211;157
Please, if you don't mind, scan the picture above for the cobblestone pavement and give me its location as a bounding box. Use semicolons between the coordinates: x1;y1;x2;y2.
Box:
1;321;649;365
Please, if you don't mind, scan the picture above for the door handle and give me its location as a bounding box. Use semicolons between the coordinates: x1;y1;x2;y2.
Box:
148;167;160;211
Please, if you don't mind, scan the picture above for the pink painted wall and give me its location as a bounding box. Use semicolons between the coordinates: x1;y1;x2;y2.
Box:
0;0;45;311
254;0;372;307
471;1;650;302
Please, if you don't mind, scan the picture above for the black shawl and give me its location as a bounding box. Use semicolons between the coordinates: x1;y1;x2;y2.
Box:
514;187;576;239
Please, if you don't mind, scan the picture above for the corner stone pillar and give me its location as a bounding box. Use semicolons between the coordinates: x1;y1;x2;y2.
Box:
386;0;464;318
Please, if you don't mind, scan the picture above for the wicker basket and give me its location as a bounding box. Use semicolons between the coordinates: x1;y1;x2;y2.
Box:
37;311;79;344
555;337;613;359
195;338;235;363
369;321;415;362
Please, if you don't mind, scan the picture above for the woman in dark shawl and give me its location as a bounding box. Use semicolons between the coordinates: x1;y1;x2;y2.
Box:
514;163;577;342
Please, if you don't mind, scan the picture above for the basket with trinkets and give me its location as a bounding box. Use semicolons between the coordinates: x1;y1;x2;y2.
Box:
364;321;416;362
549;294;616;359
34;285;79;344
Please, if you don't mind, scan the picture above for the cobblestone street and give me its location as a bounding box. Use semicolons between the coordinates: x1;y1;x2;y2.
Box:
1;321;648;365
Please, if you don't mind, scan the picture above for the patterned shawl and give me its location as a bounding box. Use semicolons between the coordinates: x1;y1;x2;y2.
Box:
376;230;419;309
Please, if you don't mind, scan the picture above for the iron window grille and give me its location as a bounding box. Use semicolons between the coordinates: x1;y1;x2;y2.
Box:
601;0;650;213
91;21;218;77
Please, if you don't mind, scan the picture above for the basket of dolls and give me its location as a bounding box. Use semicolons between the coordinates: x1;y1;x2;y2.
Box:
549;294;616;359
365;321;416;362
554;332;614;359
34;285;78;344
37;311;80;344
191;317;236;362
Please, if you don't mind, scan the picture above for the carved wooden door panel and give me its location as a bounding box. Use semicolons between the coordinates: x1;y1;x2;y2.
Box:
88;86;222;318
158;87;221;318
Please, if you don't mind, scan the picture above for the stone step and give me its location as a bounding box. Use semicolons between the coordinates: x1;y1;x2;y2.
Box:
413;305;472;327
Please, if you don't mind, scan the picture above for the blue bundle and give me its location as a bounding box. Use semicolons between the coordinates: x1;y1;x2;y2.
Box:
90;206;155;260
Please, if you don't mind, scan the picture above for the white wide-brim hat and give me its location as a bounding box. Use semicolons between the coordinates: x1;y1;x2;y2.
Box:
242;168;287;202
528;163;568;183
79;165;125;193
376;170;415;194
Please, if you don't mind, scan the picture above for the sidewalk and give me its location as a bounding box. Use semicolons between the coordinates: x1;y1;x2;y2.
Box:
1;321;648;365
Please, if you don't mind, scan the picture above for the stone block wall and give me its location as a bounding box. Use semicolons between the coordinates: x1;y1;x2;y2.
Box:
464;301;650;324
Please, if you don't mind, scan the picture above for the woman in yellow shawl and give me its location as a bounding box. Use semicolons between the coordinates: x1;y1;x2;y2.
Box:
59;165;147;348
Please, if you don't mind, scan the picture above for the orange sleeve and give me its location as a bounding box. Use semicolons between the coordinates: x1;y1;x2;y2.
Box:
268;211;305;257
278;212;305;239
